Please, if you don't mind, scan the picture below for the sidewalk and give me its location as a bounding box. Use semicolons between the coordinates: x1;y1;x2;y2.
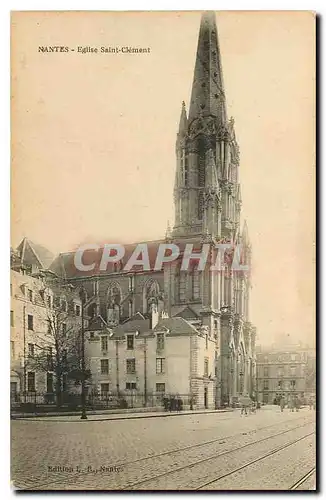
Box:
11;407;234;422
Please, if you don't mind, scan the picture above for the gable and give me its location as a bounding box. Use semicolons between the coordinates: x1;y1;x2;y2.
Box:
174;306;199;321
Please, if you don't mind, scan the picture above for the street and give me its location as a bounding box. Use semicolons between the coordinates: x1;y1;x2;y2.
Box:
11;406;316;491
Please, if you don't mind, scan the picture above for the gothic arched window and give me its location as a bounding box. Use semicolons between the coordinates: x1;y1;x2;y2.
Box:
188;265;200;301
143;279;160;314
107;282;122;324
198;138;206;188
198;191;204;220
181;149;189;187
175;262;186;303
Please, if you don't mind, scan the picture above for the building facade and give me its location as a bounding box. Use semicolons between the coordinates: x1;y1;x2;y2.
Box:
256;342;316;404
10;240;83;403
85;311;216;409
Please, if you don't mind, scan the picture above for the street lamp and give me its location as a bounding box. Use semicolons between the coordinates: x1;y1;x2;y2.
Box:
79;287;87;420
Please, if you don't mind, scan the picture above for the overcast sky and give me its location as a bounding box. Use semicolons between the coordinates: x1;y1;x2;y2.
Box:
11;11;315;347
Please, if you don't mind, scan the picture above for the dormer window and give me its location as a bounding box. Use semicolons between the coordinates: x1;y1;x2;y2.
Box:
127;335;134;350
28;289;33;302
157;333;165;351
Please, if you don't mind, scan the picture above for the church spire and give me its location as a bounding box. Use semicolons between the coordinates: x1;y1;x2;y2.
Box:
188;11;227;126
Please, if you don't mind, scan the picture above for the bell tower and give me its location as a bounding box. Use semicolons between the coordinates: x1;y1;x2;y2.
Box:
173;11;241;242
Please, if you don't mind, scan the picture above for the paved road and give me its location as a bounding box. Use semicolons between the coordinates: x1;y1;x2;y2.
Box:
11;406;316;491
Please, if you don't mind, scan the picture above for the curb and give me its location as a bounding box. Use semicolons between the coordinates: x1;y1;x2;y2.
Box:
11;409;234;422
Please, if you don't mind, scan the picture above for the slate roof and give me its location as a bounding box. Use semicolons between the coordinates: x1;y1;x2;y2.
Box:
87;315;109;332
174;306;200;321
155;317;199;336
112;318;151;338
16;238;54;270
49;238;205;279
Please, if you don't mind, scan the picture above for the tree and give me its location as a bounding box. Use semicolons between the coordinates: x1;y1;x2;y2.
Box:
28;275;90;407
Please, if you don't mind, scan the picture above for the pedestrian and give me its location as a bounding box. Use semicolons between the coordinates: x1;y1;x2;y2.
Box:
280;396;285;412
295;396;300;412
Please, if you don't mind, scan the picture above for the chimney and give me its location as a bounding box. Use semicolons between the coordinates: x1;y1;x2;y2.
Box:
149;302;159;330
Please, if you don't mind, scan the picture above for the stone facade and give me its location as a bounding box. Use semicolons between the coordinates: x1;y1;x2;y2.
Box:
256;342;316;404
10;242;83;402
85;314;216;409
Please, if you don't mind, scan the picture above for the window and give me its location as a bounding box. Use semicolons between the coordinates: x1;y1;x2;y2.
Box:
263;379;269;390
10;310;14;327
27;314;34;331
47;295;52;308
126;382;137;390
101;336;108;352
62;323;67;337
10;341;15;359
128;276;134;292
75;305;81;317
127;335;134;350
128;301;133;318
47;373;54;393
290;380;296;388
214;319;218;329
101;383;110;395
205;334;208;350
126;358;136;374
290;366;296;376
28;343;35;357
204;358;209;377
47;320;52;334
27;372;35;392
181;149;189;187
278;380;283;389
263;366;269;377
157;333;164;351
156;383;165;393
198;191;204;220
28;289;33;302
156;358;165;374
101;359;109;375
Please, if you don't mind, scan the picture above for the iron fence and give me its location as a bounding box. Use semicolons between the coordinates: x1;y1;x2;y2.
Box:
10;391;194;413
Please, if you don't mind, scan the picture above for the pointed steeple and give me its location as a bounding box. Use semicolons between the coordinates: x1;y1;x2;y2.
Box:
188;11;227;126
165;220;172;240
178;101;188;136
242;220;250;246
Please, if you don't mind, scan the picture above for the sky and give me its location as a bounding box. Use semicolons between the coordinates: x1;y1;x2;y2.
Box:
11;11;315;347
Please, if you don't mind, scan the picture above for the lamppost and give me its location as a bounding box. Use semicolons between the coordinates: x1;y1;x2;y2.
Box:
79;287;87;420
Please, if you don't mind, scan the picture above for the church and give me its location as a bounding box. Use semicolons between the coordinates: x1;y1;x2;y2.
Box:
15;12;257;409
